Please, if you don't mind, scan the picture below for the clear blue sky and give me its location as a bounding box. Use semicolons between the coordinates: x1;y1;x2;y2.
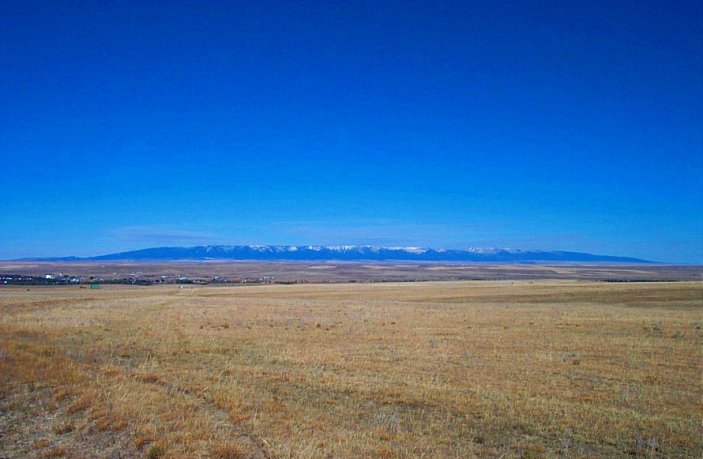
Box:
1;1;701;262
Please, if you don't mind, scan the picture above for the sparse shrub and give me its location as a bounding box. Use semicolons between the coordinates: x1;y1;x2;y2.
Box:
52;387;72;402
146;444;165;459
111;418;128;431
95;412;117;431
52;422;74;435
644;322;663;335
135;436;153;449
212;442;247;458
619;387;630;404
376;445;395;458
632;435;660;456
560;437;572;452
372;409;401;433
521;443;547;458
561;352;581;365
42;447;67;458
33;438;51;448
67;396;91;414
39;347;53;357
137;372;161;384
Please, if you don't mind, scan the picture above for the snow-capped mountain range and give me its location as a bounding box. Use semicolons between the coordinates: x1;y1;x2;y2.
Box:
24;245;652;263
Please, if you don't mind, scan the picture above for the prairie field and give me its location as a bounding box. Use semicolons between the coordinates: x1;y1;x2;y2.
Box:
0;280;701;458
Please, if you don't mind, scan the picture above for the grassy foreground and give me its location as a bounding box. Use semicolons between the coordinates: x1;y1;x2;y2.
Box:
0;281;701;458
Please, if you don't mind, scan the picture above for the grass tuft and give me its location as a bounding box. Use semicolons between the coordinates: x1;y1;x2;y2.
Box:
146;444;165;459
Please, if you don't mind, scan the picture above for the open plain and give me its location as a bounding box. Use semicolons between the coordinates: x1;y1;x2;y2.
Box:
1;280;701;458
0;261;701;284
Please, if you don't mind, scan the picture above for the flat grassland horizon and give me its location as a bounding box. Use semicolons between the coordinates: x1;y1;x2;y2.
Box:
0;261;701;284
1;280;701;458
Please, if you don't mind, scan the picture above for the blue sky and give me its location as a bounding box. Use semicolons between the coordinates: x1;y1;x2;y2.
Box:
1;0;701;262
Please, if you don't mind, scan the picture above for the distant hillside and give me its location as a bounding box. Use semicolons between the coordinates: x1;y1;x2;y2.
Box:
21;245;654;263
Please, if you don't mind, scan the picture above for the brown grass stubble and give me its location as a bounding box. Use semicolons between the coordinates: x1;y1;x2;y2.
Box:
0;280;701;457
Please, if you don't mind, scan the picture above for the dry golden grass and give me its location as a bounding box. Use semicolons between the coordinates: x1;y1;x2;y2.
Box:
0;281;701;458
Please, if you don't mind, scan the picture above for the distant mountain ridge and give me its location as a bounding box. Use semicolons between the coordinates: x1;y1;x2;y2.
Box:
20;245;653;263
